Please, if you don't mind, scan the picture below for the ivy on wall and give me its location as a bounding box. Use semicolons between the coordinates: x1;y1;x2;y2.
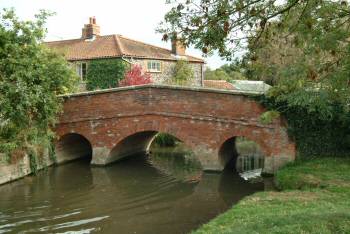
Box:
258;96;350;158
86;59;128;90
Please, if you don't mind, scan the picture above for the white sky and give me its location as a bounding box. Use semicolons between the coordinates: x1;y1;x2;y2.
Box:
0;0;228;69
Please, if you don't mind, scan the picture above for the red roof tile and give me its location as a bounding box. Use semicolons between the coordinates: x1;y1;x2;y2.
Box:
45;34;204;63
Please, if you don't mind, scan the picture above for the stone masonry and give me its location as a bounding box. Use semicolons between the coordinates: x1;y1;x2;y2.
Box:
131;58;203;86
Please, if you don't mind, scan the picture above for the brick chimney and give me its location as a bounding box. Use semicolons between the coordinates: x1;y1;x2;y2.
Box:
171;37;186;56
82;17;100;39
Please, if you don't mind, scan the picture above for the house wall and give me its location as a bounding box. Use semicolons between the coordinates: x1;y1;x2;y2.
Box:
72;58;203;91
132;59;203;86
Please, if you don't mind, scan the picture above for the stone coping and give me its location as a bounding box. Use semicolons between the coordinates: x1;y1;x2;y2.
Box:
59;84;265;98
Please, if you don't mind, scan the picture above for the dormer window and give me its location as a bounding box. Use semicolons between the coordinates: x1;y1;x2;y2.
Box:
147;60;161;72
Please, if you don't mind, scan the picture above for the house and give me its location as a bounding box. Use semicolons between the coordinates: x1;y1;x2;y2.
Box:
45;17;205;88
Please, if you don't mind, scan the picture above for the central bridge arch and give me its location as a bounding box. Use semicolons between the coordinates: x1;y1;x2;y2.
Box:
55;85;295;173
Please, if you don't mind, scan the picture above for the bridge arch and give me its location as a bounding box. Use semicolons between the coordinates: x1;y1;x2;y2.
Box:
218;135;266;172
55;133;93;164
104;129;195;165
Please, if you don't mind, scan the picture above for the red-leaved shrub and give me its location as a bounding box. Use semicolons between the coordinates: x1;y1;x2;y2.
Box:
119;64;152;86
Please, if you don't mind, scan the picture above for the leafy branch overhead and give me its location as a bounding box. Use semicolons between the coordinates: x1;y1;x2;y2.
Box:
158;0;350;59
160;0;350;157
160;0;350;114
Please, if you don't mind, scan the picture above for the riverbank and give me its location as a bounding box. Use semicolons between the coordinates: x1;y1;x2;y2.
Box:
0;152;53;185
193;157;350;234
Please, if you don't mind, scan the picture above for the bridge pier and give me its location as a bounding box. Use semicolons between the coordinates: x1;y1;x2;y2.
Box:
90;147;110;165
192;147;224;172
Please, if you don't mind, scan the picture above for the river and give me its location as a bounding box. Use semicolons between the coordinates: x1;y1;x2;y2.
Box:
0;148;266;234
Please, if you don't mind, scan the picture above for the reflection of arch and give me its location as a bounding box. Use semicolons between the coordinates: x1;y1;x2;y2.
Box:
218;135;265;171
55;133;92;164
107;130;194;165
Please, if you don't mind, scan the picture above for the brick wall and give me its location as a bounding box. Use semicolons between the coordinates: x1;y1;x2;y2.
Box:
55;85;295;173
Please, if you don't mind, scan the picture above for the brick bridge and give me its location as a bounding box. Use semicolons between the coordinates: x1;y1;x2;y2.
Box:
55;85;295;174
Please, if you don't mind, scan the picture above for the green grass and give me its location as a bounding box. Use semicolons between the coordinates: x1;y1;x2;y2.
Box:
192;157;350;234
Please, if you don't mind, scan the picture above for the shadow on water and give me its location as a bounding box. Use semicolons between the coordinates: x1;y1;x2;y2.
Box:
0;148;265;234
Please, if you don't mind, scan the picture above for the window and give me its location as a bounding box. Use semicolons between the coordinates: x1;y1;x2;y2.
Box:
147;60;161;72
76;62;87;80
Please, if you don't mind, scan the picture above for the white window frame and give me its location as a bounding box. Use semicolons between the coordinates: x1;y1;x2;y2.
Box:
76;62;88;81
147;60;161;73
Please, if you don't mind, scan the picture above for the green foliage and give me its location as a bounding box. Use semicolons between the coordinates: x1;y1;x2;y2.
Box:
170;60;194;86
48;140;56;163
258;95;350;157
86;59;127;90
205;67;245;81
153;133;179;147
159;0;303;58
29;150;38;175
205;68;230;81
193;157;350;234
0;9;77;157
259;110;280;125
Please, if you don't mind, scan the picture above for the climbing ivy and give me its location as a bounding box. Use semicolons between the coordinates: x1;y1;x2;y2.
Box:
86;59;128;90
28;148;38;174
48;140;57;163
258;95;350;158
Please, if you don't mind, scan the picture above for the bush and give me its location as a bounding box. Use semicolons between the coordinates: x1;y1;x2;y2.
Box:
119;64;152;86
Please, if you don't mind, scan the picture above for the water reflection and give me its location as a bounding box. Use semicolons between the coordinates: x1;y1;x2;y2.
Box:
149;147;202;182
0;148;265;234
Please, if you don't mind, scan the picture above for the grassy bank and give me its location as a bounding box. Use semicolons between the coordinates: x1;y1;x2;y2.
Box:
193;158;350;234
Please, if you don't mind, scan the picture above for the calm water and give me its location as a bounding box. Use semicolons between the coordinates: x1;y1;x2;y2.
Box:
0;149;265;234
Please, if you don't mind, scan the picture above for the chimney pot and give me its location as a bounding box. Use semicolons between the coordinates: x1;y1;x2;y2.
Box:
82;17;100;39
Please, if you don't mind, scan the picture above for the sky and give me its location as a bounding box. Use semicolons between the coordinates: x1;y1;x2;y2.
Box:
1;0;228;69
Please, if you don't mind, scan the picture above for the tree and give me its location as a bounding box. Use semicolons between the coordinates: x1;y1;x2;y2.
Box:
221;60;246;80
171;60;194;85
205;68;231;81
159;0;350;156
160;0;350;118
0;9;77;157
205;65;246;81
119;64;152;86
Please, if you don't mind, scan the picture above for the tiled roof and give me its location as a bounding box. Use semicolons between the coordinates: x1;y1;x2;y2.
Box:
203;80;236;90
44;34;204;63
